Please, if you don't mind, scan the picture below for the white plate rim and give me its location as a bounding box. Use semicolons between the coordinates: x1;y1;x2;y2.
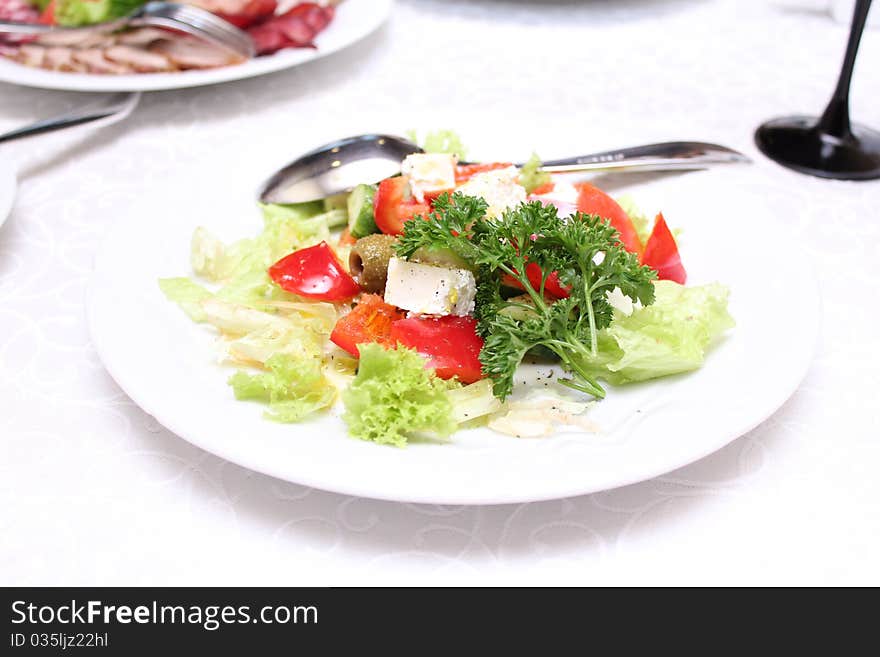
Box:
0;0;392;92
85;173;821;505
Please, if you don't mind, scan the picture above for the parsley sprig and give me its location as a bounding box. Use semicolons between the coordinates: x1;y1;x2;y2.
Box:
395;193;657;399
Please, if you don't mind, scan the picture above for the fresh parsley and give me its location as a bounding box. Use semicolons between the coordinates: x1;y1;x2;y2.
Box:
395;193;657;399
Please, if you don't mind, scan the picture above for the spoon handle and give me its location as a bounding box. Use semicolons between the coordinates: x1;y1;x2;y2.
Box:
534;141;750;174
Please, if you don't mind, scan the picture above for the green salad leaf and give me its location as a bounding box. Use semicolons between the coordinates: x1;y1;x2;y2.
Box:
519;153;552;194
342;344;457;447
582;280;734;384
157;277;213;322
228;354;335;423
405;129;468;158
615;194;653;246
54;0;146;27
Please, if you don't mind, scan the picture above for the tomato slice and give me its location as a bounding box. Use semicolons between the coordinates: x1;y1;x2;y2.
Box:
214;0;277;28
38;0;56;24
640;213;686;284
330;295;404;356
389;316;484;383
454;162;513;185
268;241;361;301
373;176;432;235
528;180;555;196
575;182;643;255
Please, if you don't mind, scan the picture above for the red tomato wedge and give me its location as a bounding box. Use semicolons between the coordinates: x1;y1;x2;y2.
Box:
528;180;555;196
503;264;571;299
454;162;512;185
575;182;643;255
640;213;687;284
268;241;360;301
330;295;405;357
373;176;432;235
38;0;55;24
389;316;484;383
214;0;277;29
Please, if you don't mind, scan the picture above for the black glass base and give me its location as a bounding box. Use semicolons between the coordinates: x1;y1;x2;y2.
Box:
755;116;880;180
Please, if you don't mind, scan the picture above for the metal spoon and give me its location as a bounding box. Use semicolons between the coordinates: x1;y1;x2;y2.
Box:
258;134;751;204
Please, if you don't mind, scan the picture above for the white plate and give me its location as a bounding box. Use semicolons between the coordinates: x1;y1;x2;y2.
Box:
0;0;392;92
0;159;15;229
86;171;819;504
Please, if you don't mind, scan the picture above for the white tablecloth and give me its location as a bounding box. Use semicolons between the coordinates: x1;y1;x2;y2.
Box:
2;0;879;586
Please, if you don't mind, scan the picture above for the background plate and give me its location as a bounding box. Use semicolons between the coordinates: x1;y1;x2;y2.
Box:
86;168;819;505
0;159;15;229
0;0;392;92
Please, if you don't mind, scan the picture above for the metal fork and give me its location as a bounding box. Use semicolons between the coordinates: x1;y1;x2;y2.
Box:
0;92;141;145
0;2;255;59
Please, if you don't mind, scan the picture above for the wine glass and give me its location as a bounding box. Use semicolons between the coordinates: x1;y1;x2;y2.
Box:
755;0;880;180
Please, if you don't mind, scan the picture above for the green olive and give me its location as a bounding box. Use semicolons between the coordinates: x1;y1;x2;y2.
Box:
349;234;399;293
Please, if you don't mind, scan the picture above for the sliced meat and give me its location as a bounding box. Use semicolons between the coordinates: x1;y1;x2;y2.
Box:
117;27;171;47
15;43;46;68
151;36;242;69
72;48;134;75
35;31;112;48
105;45;174;72
44;46;76;71
246;3;334;55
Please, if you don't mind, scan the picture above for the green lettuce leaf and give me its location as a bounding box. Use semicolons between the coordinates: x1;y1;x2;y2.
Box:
228;353;335;423
405;129;468;158
615;194;652;246
342;344;456;447
176;201;343;311
157;277;213;322
580;281;734;385
55;0;146;27
519;153;552;194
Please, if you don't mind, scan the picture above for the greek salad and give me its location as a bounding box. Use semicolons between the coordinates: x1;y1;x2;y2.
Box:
161;131;734;447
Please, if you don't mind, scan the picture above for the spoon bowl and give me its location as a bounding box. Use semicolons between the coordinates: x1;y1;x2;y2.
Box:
259;134;423;205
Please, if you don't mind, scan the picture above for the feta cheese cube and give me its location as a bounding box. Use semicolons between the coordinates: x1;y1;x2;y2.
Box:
401;153;457;203
384;257;477;317
455;166;526;218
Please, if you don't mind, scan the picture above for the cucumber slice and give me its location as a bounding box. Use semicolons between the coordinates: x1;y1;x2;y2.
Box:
323;193;349;213
347;183;378;238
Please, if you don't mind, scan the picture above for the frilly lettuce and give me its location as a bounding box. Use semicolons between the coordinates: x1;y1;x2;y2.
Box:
228;354;335;423
581;280;734;385
343;344;455;447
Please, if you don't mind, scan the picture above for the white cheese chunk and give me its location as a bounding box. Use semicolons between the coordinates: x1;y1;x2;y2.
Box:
401;153;457;203
534;179;579;205
455;166;527;218
384;257;476;317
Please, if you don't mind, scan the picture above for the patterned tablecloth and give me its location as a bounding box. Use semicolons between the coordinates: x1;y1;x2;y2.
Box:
1;0;878;585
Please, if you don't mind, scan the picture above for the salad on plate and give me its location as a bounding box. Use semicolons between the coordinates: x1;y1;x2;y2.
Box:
160;131;734;447
0;0;335;73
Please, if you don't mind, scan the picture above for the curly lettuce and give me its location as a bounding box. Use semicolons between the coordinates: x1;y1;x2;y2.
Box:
342;345;456;447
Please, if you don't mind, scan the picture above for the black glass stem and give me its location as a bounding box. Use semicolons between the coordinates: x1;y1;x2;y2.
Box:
755;0;880;180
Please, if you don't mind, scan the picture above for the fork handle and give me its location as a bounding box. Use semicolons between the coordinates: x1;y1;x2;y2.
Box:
0;93;140;145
